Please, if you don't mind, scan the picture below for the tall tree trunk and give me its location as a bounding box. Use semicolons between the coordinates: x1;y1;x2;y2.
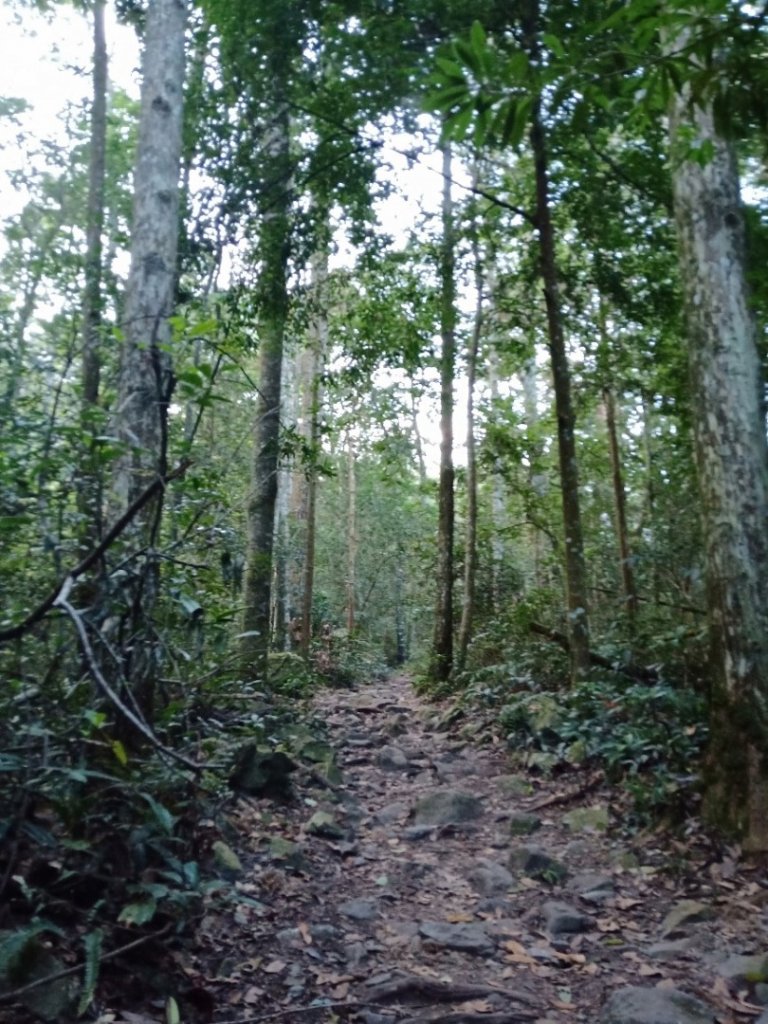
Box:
521;355;544;590
429;142;456;684
457;220;483;672
488;346;506;611
300;249;327;658
346;434;357;635
78;0;108;549
603;385;638;631
669;60;768;851
523;0;590;683
111;0;186;724
240;57;292;682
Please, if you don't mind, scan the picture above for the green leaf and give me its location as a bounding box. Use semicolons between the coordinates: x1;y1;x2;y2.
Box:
542;33;565;59
141;793;176;835
470;20;487;57
111;740;128;767
77;930;102;1017
435;56;465;81
118;898;157;926
455;39;483;78
166;995;181;1024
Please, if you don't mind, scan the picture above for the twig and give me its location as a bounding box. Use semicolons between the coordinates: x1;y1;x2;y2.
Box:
0;923;173;1005
367;975;537;1008
526;769;605;811
529;621;659;683
54;580;204;772
0;460;191;644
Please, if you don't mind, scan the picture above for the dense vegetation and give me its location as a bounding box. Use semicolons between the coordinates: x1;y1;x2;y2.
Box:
1;0;767;1016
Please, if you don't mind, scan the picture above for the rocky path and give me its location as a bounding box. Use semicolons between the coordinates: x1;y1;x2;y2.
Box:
194;675;768;1024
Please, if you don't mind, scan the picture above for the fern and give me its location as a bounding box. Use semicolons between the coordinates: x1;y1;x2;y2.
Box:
77;929;102;1017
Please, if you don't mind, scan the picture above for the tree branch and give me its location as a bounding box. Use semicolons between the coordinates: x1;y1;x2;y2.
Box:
0;461;190;644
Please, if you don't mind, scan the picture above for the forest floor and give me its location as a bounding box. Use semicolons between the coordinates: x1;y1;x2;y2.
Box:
89;675;768;1022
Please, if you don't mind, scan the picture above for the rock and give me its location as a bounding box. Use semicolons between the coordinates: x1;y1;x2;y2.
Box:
339;899;379;922
212;840;243;876
466;859;515;896
268;837;309;872
611;848;640;870
383;714;408;737
756;983;768;1006
600;985;715;1024
305;810;346;840
373;802;408;825
717;953;768;986
542;900;592;935
403;825;434;841
645;938;696;961
418;921;495;956
229;745;296;799
508;845;568;884
565;739;588;764
496;773;533;797
411;788;484;826
570;872;614;904
659;900;716;938
277;924;340;945
563;805;610;832
377;745;410;771
509;812;542;836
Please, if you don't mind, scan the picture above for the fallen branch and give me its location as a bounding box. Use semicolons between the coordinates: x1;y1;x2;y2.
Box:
0;460;191;644
529;622;659;683
367;975;537;1008
55;580;204;772
526;769;605;811
401;1013;537;1024
0;923;173;1005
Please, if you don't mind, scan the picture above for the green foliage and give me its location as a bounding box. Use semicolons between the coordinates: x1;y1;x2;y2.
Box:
501;679;707;823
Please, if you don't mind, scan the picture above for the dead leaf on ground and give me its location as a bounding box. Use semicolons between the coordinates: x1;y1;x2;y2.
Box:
298;921;312;944
262;959;287;974
446;912;474;923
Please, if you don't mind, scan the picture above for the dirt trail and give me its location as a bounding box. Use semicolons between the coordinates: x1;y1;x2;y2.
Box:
196;674;767;1024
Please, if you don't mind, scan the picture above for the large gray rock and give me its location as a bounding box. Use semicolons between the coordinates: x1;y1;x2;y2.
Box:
601;986;715;1024
411;789;484;826
418;921;495;956
508;845;568;884
466;859;515;896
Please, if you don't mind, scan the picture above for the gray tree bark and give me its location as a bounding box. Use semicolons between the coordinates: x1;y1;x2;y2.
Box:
670;74;768;851
110;0;187;723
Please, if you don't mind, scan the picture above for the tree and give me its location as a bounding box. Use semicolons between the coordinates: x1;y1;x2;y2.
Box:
111;0;187;720
429;142;457;684
667;18;768;850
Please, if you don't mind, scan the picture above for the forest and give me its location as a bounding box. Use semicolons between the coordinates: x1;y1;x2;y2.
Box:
1;0;768;1021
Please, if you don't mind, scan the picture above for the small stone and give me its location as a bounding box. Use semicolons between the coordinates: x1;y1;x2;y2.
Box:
570;872;614;904
563;805;610;833
509;812;542;836
466;859;515;896
645;938;696;961
403;825;434;841
268;837;308;872
306;810;346;839
373;802;407;825
611;849;640;870
542;900;591;935
277;924;340;945
418;921;495;955
600;985;715;1024
659;900;716;938
496;773;533;797
377;745;410;771
212;840;243;876
508;845;568;884
339;899;379;922
411;788;484;826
